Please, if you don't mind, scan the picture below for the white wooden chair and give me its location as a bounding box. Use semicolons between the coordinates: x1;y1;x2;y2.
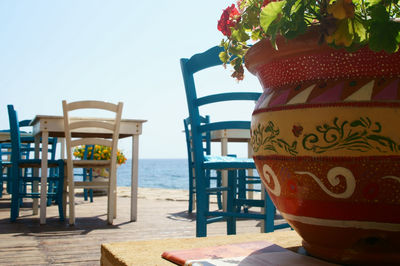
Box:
62;100;123;225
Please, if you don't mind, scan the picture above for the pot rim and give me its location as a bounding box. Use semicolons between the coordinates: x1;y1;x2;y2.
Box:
245;27;339;75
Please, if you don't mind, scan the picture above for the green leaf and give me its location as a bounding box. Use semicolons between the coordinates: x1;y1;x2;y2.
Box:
245;5;261;29
369;4;389;22
267;22;280;49
219;51;229;64
369;20;400;53
251;29;262;41
260;1;286;33
282;0;301;17
228;44;244;56
352;18;367;43
231;28;250;42
281;12;307;39
365;0;383;6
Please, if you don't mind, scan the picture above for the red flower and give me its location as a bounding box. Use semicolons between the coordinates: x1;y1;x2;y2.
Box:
292;124;303;138
217;4;240;37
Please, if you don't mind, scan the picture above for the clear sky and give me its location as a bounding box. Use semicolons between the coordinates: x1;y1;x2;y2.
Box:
0;0;263;159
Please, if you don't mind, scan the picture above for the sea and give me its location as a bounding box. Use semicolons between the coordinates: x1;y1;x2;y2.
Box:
117;159;189;190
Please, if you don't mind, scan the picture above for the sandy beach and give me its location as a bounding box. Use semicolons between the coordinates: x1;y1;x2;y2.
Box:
119;186;262;202
119;187;190;201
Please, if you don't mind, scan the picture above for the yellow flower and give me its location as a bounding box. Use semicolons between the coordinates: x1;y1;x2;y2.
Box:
325;18;353;47
327;0;355;20
73;145;127;164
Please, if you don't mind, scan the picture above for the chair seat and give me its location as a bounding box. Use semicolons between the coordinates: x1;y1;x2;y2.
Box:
204;155;255;170
204;155;254;163
3;159;62;168
18;159;63;168
74;181;109;189
72;160;111;168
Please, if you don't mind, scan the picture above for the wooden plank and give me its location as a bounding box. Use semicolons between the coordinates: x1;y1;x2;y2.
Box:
0;190;286;265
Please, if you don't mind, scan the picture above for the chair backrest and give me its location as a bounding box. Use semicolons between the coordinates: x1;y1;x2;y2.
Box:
2;111;34;181
180;46;261;166
5;118;57;161
7;105;22;162
183;115;211;163
62;100;123;170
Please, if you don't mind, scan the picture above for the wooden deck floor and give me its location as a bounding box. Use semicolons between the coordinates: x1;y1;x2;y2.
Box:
0;189;278;265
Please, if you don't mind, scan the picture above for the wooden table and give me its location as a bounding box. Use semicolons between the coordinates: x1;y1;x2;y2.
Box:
0;131;32;142
30;115;146;224
100;230;331;265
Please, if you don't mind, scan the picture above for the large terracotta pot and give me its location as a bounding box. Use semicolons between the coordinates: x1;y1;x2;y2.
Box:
246;27;400;264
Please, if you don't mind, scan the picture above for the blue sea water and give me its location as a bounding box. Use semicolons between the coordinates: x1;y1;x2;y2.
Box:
117;159;189;190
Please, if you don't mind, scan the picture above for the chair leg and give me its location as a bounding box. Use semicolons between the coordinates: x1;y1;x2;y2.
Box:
237;169;247;213
47;168;55;206
216;171;223;210
226;170;236;235
68;179;75;225
205;170;211;213
57;162;65;221
83;168;88;201
89;168;93;202
6;168;12;194
107;171;116;224
107;191;114;224
195;169;207;237
265;190;276;233
10;167;20;222
63;171;68;219
188;171;193;213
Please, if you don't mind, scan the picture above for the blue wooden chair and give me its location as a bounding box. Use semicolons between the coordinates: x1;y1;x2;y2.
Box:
183;116;223;213
7;105;64;222
0;120;58;207
180;46;291;237
75;145;95;202
16;122;59;207
0;120;34;197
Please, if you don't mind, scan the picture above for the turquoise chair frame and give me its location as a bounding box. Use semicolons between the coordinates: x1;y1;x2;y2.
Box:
184;116;223;213
180;46;290;237
0;120;58;201
82;145;94;202
0;124;58;209
7;105;64;222
0;120;35;197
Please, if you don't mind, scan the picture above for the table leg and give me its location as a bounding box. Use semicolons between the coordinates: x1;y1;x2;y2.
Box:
221;136;228;212
40;131;49;225
63;162;67;219
130;134;139;222
33;135;40;215
60;138;65;159
59;138;67;219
